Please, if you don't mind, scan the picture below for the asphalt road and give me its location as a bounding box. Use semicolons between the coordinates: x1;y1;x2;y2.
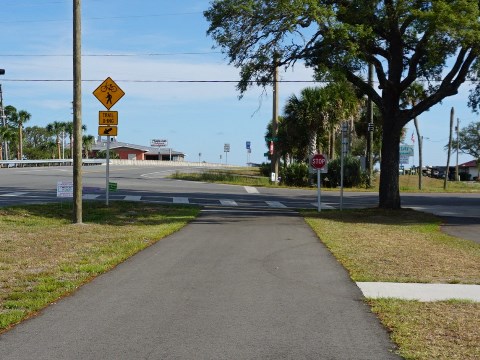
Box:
1;165;480;217
0;208;401;359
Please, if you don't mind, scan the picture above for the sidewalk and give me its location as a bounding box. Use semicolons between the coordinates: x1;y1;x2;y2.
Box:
357;282;480;301
0;208;401;360
356;213;480;302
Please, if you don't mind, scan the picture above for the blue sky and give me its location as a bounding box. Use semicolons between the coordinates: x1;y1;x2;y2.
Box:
0;0;478;167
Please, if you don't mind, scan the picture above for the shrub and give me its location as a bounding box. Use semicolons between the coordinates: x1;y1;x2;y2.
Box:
326;156;364;187
280;162;310;187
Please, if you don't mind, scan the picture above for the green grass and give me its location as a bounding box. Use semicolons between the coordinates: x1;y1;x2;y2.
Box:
302;208;480;359
0;201;199;333
171;169;272;186
171;167;480;193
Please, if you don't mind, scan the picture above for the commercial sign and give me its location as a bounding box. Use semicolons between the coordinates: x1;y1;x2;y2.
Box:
399;145;414;156
151;139;168;147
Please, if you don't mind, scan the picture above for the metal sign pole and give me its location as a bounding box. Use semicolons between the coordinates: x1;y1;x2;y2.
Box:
317;169;321;212
106;136;110;206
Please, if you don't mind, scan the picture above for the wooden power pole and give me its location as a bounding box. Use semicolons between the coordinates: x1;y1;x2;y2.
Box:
73;0;83;223
444;107;454;190
271;58;279;182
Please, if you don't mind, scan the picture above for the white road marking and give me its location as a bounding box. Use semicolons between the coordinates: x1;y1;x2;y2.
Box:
220;199;238;206
0;192;27;197
124;195;142;201
173;197;190;204
265;201;287;208
244;186;259;194
83;194;100;200
311;203;335;209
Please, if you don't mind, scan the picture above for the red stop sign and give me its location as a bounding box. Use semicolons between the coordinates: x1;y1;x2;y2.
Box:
311;154;326;169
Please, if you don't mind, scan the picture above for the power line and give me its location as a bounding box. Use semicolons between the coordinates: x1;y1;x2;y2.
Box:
0;12;202;24
0;79;319;83
0;52;222;57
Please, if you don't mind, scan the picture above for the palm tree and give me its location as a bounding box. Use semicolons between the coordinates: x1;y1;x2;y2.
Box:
322;81;361;160
283;87;328;158
82;135;96;159
46;121;66;159
64;121;87;158
0;127;16;161
15;110;31;160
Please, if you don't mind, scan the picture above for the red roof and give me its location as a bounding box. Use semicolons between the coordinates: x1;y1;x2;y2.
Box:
459;160;478;167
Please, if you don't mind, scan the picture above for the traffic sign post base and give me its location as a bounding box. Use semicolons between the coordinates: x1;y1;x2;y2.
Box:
317;169;321;212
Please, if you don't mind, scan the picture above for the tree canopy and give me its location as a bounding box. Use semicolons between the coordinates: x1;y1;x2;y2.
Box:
205;0;480;208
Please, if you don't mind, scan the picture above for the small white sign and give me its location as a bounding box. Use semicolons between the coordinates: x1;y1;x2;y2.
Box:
57;181;73;198
151;139;168;147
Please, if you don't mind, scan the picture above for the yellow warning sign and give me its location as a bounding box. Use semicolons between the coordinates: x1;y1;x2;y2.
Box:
98;126;118;136
93;77;125;110
99;111;118;125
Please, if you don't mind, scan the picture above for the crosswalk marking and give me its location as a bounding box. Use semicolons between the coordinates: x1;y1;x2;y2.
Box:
0;192;27;197
83;194;100;200
173;197;189;204
311;203;335;210
266;201;287;208
220;199;238;207
244;186;259;194
124;195;142;201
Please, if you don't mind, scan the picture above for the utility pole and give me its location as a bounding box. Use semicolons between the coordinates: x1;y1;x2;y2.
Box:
73;0;83;223
445;107;454;190
271;56;279;183
0;70;8;161
455;118;460;181
366;63;374;188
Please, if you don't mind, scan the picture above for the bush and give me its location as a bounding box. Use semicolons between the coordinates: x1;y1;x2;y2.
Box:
326;156;364;187
280;163;310;187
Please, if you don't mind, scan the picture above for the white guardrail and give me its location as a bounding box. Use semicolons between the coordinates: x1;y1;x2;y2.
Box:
0;159;235;168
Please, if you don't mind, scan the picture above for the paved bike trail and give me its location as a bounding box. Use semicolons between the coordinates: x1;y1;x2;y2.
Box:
0;208;400;359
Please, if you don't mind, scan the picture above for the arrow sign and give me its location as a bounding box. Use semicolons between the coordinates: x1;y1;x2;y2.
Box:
98;126;118;136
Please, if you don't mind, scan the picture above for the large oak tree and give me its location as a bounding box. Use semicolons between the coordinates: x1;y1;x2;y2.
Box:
205;0;480;208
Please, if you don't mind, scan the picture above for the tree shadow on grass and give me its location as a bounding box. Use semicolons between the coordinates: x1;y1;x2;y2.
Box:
0;201;200;227
301;207;442;227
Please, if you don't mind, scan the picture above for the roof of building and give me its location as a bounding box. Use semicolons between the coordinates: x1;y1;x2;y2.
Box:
91;140;184;155
459;160;478;167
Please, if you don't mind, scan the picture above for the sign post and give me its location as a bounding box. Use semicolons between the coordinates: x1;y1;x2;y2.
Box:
93;77;125;205
310;154;327;212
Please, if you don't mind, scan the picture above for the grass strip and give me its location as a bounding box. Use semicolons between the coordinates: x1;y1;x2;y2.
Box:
0;201;199;332
303;208;480;283
171;167;480;193
368;299;480;360
172;169;271;186
302;208;480;359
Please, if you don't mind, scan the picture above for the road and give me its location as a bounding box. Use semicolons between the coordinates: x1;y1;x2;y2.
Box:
1;165;480;219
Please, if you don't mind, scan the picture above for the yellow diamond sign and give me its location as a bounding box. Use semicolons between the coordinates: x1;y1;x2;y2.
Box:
93;77;125;110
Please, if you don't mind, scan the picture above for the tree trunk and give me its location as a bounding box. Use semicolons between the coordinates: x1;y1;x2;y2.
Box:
379;121;402;209
329;127;335;160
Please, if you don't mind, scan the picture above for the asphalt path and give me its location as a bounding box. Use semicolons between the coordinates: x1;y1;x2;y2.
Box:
0;207;401;359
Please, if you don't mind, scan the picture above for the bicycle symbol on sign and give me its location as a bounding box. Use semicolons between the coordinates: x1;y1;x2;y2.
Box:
100;83;117;92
